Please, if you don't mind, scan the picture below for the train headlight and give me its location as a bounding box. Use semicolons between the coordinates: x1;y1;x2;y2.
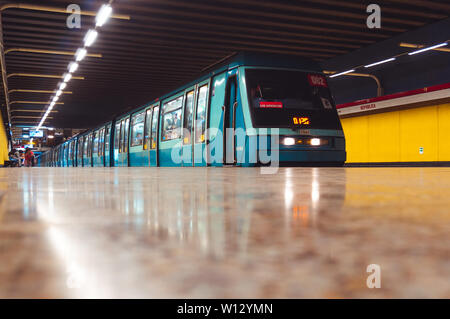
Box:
310;138;321;146
283;137;296;146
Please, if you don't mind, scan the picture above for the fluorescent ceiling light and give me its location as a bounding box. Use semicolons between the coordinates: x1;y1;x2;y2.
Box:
48;135;54;139
84;29;98;47
52;96;59;102
364;57;396;68
68;62;78;73
329;69;355;78
408;42;448;55
56;90;62;97
96;4;113;27
63;73;72;83
75;48;87;62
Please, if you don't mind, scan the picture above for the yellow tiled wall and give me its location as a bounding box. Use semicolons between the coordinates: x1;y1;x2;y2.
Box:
0;112;9;165
341;103;450;163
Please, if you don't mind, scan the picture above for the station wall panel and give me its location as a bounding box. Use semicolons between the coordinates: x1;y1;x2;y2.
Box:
341;102;450;163
0;112;8;166
438;103;450;161
399;107;438;162
341;116;369;162
368;111;400;162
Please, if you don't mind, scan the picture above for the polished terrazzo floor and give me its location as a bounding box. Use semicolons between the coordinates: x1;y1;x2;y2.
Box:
0;167;449;298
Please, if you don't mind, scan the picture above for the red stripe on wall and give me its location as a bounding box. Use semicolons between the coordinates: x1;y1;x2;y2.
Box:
336;82;450;109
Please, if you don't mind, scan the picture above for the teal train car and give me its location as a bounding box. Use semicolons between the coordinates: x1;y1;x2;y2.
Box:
40;52;346;167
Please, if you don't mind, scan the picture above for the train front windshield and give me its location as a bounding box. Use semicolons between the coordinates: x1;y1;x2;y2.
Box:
245;69;342;130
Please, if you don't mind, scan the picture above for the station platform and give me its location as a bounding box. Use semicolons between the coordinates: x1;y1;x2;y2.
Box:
0;167;449;298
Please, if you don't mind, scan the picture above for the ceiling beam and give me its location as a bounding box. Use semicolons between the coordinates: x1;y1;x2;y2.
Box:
0;3;131;20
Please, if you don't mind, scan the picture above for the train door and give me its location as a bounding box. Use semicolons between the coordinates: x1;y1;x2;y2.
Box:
181;87;195;166
88;133;93;167
92;131;98;166
129;111;146;166
61;145;65;167
149;104;159;167
67;142;71;167
113;122;121;166
83;134;90;167
121;117;130;166
77;137;83;167
207;72;227;167
71;139;76;166
98;128;105;167
193;80;210;166
224;71;238;165
160;95;184;167
143;107;152;166
67;143;70;166
105;125;111;167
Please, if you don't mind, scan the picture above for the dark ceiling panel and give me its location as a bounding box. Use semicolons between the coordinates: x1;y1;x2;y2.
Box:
0;0;448;129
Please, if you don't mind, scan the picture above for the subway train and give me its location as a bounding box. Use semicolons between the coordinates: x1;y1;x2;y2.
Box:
39;52;346;167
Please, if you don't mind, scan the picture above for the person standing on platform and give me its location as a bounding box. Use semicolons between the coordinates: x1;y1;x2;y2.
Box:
24;149;35;167
13;149;22;167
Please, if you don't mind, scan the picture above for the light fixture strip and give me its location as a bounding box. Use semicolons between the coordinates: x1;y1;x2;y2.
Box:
326;41;448;85
36;2;114;130
75;48;87;62
96;4;113;27
408;42;448;55
364;57;396;68
84;30;98;47
329;69;355;78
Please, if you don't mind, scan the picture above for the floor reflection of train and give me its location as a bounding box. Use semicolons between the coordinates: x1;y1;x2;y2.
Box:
31;168;346;263
39;52;346;167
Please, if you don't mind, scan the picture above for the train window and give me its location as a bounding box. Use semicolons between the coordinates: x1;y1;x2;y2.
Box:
84;136;89;157
151;106;159;149
183;91;194;144
119;121;125;153
98;129;103;156
123;118;130;152
195;85;208;143
78;138;82;161
130;112;145;147
89;134;93;157
114;122;121;151
90;134;93;157
245;69;339;129
97;131;101;157
162;96;183;141
105;126;111;154
102;128;106;156
143;109;152;150
93;132;99;155
99;130;103;156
